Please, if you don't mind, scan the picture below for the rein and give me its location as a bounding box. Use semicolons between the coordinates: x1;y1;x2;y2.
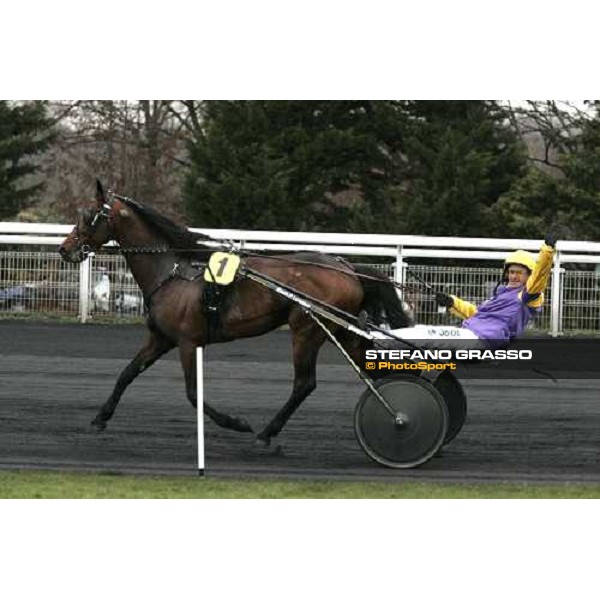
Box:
86;190;434;298
119;245;171;254
111;243;432;297
215;249;436;298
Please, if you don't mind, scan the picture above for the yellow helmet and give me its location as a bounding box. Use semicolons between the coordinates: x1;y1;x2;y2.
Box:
504;250;536;273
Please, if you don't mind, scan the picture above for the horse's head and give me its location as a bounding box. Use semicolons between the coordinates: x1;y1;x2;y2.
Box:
59;180;116;263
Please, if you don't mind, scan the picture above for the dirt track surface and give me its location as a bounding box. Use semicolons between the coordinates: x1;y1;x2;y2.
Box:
1;320;600;484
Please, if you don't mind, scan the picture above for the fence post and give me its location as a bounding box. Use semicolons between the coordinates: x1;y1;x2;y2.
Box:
79;255;91;323
395;245;405;287
550;251;562;337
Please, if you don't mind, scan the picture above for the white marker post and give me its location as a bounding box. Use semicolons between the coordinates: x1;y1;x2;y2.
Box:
196;346;205;476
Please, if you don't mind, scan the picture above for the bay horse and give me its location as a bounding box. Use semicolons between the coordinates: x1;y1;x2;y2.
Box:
59;181;412;446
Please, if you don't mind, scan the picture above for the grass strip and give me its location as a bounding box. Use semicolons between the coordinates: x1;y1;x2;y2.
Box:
1;470;599;499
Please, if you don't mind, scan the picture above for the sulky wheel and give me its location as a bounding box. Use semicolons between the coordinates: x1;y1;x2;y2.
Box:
433;370;468;446
354;375;448;469
368;370;467;446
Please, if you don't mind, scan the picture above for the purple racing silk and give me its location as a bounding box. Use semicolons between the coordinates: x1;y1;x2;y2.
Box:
462;284;540;348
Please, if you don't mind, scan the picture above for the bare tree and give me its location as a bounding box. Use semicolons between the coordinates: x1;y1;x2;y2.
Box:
38;100;201;223
501;100;592;173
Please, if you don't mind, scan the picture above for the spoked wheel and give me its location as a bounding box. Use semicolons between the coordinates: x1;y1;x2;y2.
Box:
354;375;449;469
434;370;468;445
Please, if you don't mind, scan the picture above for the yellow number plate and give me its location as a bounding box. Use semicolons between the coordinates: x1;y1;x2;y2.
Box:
204;252;240;285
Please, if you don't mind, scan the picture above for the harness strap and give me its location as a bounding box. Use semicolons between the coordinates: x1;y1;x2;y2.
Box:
143;263;203;311
143;265;180;311
202;261;221;345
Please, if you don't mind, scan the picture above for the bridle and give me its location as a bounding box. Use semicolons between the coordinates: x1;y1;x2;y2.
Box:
67;195;114;260
84;191;177;256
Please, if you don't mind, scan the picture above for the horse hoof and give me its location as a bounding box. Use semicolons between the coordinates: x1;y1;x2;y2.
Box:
254;437;283;455
255;436;271;448
233;418;253;433
90;418;107;433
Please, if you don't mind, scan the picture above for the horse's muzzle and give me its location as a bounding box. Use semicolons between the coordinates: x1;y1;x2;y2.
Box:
58;244;87;263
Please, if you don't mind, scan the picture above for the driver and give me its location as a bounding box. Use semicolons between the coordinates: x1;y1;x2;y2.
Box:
377;235;556;350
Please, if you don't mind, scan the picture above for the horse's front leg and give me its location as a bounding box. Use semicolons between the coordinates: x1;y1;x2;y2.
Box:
178;341;253;433
256;318;326;446
91;331;173;432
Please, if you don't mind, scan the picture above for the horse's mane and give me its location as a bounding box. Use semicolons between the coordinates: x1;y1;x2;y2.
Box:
116;195;212;252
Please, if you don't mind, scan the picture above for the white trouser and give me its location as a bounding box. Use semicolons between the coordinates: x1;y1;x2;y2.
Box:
372;324;486;350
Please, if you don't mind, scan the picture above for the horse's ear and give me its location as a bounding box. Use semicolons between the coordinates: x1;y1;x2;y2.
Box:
96;179;105;205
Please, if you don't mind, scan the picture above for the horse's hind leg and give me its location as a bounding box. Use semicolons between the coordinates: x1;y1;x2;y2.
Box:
178;341;253;433
91;331;174;432
256;319;327;446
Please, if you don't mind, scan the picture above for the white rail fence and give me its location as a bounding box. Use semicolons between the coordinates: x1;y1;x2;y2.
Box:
2;222;600;335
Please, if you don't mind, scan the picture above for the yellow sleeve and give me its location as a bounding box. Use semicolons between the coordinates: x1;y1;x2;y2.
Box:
525;243;555;307
450;295;478;320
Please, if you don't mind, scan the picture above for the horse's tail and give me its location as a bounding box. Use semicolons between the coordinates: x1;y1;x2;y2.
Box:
354;265;413;328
